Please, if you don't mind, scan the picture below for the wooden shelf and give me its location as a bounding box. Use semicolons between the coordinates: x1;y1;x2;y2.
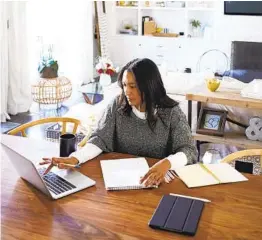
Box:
152;33;179;37
115;6;138;9
140;7;185;11
187;7;216;11
193;132;262;149
186;85;262;110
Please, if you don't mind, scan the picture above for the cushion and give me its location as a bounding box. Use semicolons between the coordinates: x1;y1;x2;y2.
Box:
163;72;206;95
223;69;262;83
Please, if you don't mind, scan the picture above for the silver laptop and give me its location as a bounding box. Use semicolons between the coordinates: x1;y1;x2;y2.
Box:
1;134;95;200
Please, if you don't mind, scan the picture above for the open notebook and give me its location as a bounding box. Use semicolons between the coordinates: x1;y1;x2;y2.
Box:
100;158;153;190
175;163;248;188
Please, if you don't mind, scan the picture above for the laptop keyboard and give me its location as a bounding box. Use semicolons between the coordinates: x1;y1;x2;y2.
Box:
38;168;76;195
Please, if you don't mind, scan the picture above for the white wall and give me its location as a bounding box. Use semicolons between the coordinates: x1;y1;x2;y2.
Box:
106;1;262;72
215;2;262;43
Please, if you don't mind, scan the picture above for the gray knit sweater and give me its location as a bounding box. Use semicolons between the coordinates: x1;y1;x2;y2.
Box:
88;96;197;164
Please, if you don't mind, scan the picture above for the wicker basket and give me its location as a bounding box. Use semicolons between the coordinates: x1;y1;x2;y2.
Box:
31;76;72;105
45;123;85;143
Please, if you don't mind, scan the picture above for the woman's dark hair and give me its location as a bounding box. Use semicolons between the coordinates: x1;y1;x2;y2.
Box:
117;58;178;130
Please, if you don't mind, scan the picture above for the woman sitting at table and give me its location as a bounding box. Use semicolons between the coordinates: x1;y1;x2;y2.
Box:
42;58;197;187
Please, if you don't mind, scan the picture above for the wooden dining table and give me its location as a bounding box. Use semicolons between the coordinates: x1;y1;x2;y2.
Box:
1;152;262;240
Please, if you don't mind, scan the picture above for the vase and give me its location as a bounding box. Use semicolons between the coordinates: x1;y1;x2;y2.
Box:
99;73;111;86
192;28;200;37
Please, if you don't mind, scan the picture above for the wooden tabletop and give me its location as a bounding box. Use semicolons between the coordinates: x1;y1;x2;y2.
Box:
1;152;262;240
186;85;262;109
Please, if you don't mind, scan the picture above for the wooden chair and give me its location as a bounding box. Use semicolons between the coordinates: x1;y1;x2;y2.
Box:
7;117;89;147
221;149;262;175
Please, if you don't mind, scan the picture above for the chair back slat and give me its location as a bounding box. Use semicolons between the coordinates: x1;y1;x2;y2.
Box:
21;130;27;137
72;123;79;134
62;122;67;135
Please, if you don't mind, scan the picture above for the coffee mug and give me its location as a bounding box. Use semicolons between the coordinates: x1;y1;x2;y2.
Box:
59;133;76;157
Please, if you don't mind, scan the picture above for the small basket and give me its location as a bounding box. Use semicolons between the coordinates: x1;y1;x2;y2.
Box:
31;76;72;105
45;123;85;143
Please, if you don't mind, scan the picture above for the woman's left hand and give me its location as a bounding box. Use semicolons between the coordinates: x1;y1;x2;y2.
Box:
140;159;171;187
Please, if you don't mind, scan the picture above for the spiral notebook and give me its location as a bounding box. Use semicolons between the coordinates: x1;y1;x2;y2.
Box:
100;158;152;190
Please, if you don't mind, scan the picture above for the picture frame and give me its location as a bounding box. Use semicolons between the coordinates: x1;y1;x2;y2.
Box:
196;107;228;136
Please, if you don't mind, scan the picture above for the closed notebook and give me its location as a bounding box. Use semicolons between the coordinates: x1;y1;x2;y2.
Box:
149;195;204;236
175;163;248;188
100;158;152;190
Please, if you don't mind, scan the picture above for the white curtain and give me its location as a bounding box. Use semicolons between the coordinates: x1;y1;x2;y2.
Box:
0;1;10;122
0;1;31;122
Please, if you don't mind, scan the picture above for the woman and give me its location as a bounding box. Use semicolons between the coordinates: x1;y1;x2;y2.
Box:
42;58;197;187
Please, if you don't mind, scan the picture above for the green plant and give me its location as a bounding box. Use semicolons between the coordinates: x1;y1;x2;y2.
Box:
190;19;201;28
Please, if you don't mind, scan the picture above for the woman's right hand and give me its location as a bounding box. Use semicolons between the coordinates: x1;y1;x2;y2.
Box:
40;156;79;170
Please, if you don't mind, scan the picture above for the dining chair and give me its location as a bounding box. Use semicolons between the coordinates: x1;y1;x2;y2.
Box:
221;149;262;175
7;117;88;147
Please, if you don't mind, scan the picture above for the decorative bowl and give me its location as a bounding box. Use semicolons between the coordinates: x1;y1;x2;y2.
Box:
206;78;221;92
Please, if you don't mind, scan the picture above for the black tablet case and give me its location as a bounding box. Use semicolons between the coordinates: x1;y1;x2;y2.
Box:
149;195;204;236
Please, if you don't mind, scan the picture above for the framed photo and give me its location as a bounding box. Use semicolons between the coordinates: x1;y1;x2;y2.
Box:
196;107;228;136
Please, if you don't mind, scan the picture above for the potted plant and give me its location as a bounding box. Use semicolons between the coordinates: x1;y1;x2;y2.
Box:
38;58;59;78
38;44;59;78
190;19;201;37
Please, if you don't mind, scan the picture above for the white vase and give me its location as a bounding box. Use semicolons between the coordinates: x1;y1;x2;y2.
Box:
99;73;111;86
192;28;200;37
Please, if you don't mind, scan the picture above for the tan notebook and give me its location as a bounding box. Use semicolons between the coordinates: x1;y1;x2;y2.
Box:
175;163;248;188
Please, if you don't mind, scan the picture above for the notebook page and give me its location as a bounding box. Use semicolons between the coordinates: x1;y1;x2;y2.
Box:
204;163;248;184
175;164;219;188
100;158;149;189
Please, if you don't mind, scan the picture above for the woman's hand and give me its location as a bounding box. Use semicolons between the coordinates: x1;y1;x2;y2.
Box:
140;159;171;187
40;156;79;170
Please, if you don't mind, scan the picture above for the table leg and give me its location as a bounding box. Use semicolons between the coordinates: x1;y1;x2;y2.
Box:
188;100;192;129
82;93;92;104
197;101;201;120
196;101;202;162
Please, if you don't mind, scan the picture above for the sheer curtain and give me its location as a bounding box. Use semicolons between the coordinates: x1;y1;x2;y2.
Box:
0;1;31;122
0;1;9;122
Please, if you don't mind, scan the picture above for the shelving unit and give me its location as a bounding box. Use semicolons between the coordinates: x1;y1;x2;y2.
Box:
108;1;221;71
192;132;262;149
113;1;217;38
186;85;262;150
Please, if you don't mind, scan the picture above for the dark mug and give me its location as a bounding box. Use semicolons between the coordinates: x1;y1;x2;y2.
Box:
59;133;76;157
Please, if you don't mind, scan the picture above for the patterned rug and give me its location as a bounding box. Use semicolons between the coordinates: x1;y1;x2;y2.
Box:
0;122;21;134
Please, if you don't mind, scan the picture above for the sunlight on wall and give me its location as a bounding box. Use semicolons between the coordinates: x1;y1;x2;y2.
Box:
26;0;93;85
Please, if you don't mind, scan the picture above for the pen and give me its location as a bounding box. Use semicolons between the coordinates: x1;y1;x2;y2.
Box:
62;163;81;169
43;162;54;175
43;163;80;175
169;193;211;203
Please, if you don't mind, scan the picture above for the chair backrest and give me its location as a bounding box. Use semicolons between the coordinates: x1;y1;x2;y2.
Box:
7;117;80;137
221;149;262;175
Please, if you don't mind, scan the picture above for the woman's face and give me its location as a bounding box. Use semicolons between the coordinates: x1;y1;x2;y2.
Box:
122;70;142;109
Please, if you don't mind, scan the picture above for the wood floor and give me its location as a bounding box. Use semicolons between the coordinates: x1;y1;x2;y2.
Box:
1;90;86;138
